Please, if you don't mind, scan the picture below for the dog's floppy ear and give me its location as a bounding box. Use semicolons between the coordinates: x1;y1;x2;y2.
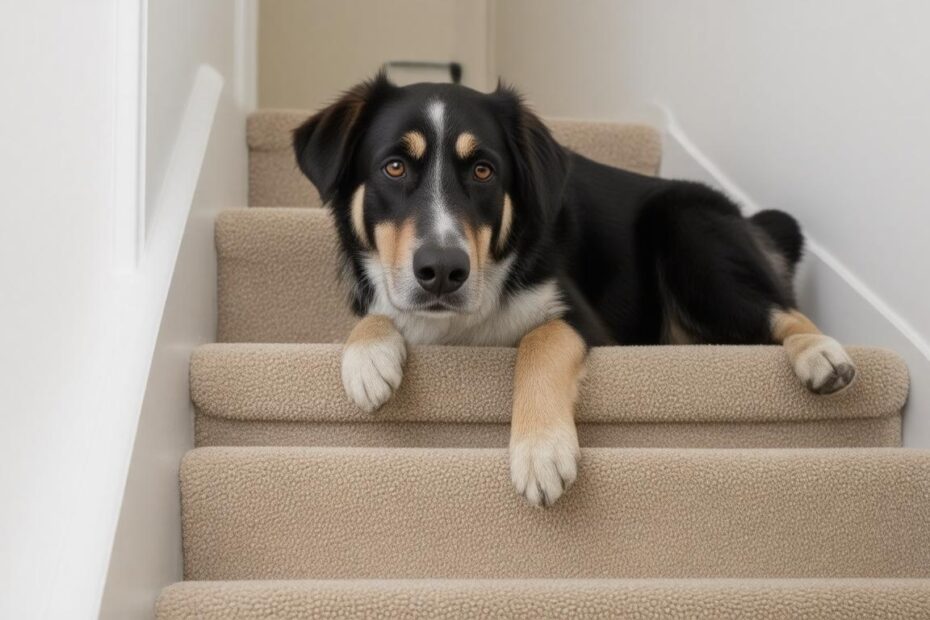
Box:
293;72;395;203
491;82;568;229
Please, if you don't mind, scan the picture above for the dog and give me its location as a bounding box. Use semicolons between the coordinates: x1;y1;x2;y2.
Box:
293;74;857;507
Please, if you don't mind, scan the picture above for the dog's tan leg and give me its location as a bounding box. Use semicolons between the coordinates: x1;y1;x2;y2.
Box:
771;308;856;394
510;319;586;507
342;314;407;412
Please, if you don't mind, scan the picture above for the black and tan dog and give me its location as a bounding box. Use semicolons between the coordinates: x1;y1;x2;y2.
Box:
293;74;856;507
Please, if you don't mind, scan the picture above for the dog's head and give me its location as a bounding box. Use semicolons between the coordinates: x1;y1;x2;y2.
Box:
294;74;567;316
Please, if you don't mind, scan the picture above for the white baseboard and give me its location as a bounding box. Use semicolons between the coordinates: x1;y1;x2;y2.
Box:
657;109;930;447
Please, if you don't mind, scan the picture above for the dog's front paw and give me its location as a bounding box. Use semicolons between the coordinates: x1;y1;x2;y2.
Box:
787;334;857;395
510;425;580;508
341;324;407;412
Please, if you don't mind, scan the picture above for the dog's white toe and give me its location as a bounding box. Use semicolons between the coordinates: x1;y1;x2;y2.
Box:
341;331;407;412
510;427;580;508
789;335;857;395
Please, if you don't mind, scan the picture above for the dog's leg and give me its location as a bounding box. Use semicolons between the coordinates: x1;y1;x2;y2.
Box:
342;314;407;412
510;319;586;507
771;308;856;394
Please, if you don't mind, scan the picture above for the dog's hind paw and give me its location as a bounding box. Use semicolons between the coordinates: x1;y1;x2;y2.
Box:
510;427;580;508
787;335;857;395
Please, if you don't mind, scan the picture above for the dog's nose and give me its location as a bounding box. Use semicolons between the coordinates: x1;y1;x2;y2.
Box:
413;244;470;296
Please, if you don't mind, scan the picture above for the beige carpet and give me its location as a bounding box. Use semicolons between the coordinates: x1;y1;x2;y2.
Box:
154;113;929;618
181;447;930;581
158;579;930;619
192;343;906;448
215;208;353;343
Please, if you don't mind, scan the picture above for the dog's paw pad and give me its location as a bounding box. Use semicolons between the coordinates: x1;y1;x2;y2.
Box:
510;429;579;507
791;336;857;395
341;332;407;412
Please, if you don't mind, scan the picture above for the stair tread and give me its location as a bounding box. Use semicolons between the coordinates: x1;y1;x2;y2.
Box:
181;447;930;581
157;578;930;619
192;342;907;425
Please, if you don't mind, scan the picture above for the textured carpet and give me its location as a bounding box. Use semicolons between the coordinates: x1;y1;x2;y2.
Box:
181;447;930;580
192;343;906;448
157;579;930;619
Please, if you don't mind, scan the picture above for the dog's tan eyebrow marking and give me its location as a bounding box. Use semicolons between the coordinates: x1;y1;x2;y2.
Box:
400;131;427;160
497;194;514;252
350;185;368;247
455;132;479;159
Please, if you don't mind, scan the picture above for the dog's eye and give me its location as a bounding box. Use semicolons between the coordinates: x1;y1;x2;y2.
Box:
473;162;494;182
383;160;406;178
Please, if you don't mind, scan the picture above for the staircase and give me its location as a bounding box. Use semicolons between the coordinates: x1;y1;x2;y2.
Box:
155;111;930;618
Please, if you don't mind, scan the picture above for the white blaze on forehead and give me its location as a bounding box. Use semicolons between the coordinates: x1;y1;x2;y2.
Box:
425;99;460;242
427;99;444;132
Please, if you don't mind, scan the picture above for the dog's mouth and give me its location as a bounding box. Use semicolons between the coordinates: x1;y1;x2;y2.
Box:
389;290;473;316
401;297;468;316
380;278;467;314
414;299;470;316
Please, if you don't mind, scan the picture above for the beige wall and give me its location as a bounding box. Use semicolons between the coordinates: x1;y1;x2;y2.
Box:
259;0;492;109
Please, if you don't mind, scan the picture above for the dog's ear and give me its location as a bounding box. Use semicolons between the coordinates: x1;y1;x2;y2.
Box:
293;72;395;203
491;82;568;230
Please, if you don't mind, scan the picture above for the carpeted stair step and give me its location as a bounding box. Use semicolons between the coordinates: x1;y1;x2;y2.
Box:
216;208;350;343
247;110;662;207
181;447;930;581
211;206;907;448
156;578;930;619
192;343;907;448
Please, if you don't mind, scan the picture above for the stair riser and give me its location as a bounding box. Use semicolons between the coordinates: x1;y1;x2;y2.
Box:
250;149;322;208
216;209;353;344
182;448;930;580
157;580;930;620
196;416;901;448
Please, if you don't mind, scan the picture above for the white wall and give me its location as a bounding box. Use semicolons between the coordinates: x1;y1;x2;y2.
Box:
258;0;493;109
495;0;930;445
99;3;254;618
145;1;253;231
1;3;118;617
0;2;250;618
